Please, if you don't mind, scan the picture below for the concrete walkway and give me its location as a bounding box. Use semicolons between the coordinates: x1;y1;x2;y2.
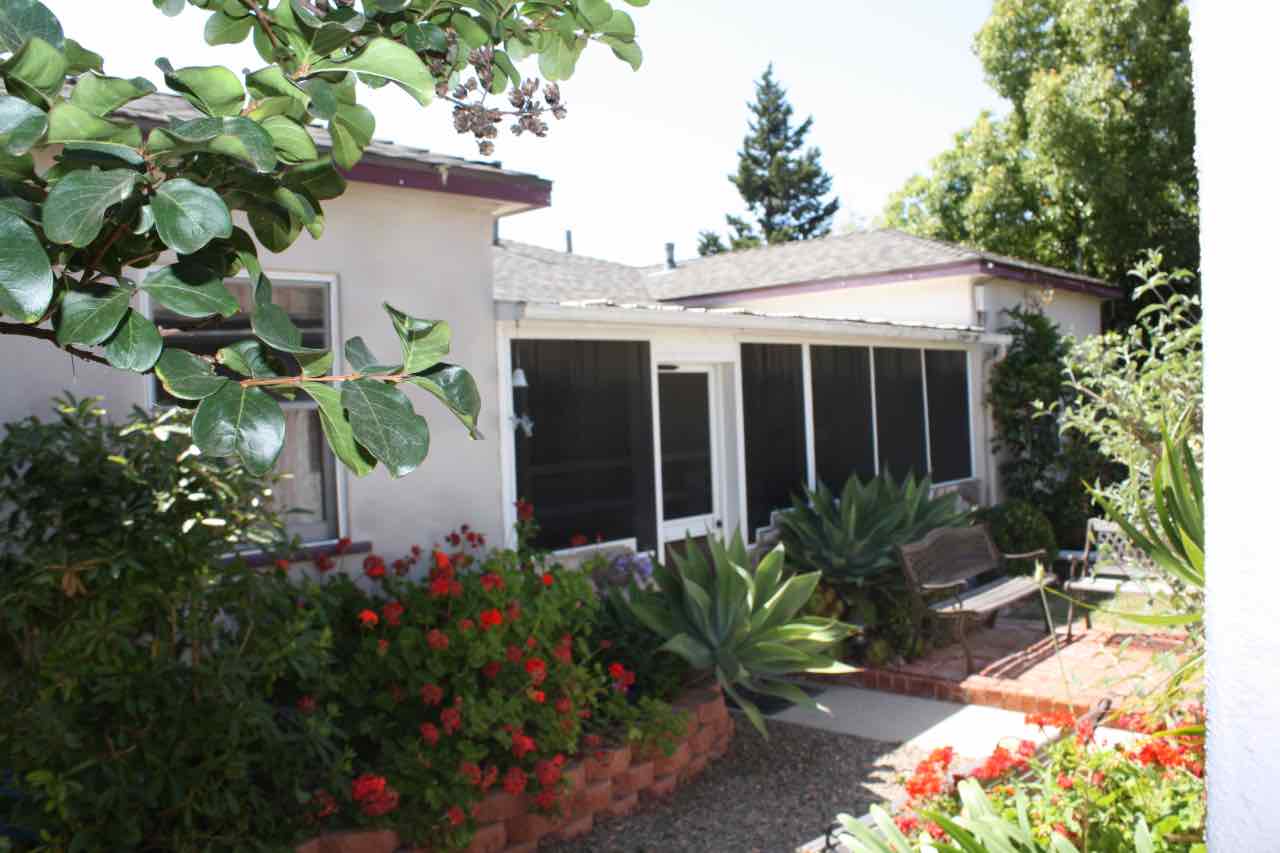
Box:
772;683;1135;757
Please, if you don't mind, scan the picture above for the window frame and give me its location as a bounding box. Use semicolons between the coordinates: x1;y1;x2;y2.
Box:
140;269;349;546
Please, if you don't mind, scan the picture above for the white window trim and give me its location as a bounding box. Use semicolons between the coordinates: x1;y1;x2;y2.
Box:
140;269;349;544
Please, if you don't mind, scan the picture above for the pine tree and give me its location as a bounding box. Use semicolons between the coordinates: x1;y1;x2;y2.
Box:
697;65;840;255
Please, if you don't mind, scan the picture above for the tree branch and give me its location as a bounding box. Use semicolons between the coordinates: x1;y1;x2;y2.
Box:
244;0;281;51
239;371;411;388
0;322;115;369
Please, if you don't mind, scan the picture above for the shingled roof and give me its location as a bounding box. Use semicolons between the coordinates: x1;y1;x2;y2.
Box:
648;229;1120;301
492;229;1121;305
493;240;651;302
117;92;551;209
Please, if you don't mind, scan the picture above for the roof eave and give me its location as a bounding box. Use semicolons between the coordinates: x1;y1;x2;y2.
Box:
346;154;552;212
659;257;1122;305
497;299;1008;345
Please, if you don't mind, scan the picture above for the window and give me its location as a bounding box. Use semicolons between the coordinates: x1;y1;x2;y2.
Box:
512;339;657;550
741;343;807;534
810;344;876;489
872;347;930;481
924;350;972;482
151;277;341;543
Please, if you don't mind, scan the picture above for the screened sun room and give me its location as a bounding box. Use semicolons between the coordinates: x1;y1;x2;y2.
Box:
496;303;1007;558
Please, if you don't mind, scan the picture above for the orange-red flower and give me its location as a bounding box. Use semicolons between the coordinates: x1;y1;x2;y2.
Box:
504;766;527;795
358;609;379;628
382;600;405;627
426;628;449;650
479;608;503;629
420;683;444;706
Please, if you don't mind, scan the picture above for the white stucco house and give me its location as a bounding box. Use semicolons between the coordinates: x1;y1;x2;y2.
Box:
0;92;1120;563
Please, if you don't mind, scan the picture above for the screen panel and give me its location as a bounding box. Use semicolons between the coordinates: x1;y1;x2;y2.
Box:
873;347;928;481
810;344;876;490
512;340;657;550
925;349;973;482
741;343;807;535
658;372;713;520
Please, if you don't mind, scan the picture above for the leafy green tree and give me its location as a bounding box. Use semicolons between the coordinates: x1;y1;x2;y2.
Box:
882;0;1197;304
698;64;839;256
0;0;648;478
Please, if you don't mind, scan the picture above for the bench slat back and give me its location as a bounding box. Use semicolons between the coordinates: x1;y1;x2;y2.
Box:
899;525;1002;591
1085;518;1160;579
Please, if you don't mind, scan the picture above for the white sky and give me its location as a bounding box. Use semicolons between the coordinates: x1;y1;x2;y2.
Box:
44;1;1005;265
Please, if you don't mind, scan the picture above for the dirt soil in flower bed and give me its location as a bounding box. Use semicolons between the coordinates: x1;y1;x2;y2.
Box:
541;717;924;853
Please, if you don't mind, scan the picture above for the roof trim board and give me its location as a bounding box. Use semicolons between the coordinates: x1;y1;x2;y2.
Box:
660;257;1122;306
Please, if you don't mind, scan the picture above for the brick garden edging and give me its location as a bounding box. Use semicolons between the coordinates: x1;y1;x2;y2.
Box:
828;667;1097;719
297;685;735;853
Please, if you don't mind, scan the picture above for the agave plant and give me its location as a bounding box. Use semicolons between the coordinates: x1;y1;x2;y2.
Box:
779;472;968;587
625;533;857;735
838;780;1157;853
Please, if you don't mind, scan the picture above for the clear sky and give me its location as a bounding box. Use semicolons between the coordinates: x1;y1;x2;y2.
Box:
44;1;1006;265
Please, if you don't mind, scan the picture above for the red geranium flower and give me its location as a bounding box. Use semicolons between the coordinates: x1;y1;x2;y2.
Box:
449;580;463;598
541;573;554;587
358;609;379;628
503;766;527;795
429;577;452;598
555;696;573;715
426;628;449;650
516;499;534;522
411;544;423;558
506;602;521;622
535;759;561;788
459;618;475;632
608;662;625;680
525;657;547;685
434;550;451;571
275;558;290;572
297;695;316;715
460;761;483;787
479;609;504;630
448;532;462;547
506;644;524;663
310;789;337;821
481;572;505;592
511;730;536;758
392;558;409;576
421;683;444;706
351;773;387;803
335;536;353;554
447;805;465;827
314;553;335;572
382;600;405;627
568;533;589;547
377;638;389;655
363;554;386;579
529;689;546;704
442;706;462;735
483;661;502;680
420;722;440;745
535;790;557;810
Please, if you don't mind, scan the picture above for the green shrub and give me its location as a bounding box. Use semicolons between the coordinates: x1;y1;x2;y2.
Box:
0;397;341;852
975;500;1058;574
300;536;607;847
779;471;968;587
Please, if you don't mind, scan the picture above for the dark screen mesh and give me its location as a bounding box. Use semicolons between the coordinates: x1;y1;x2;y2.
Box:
925;350;972;482
741;343;807;534
810;345;875;489
873;347;928;481
658;372;713;520
512;340;657;550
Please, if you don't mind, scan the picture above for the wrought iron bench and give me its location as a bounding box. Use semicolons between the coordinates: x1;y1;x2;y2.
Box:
1064;518;1169;640
899;525;1054;674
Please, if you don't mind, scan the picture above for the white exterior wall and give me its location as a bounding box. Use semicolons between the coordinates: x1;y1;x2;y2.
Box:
714;275;978;327
982;279;1103;339
1192;2;1280;846
0;181;505;560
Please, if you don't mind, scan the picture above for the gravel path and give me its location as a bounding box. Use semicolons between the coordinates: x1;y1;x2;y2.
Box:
541;716;924;853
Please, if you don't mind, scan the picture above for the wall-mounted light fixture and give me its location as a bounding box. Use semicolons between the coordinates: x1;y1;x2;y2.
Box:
512;367;529;389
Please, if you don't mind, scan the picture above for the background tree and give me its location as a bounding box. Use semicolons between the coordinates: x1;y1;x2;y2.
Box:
0;0;648;478
697;64;839;256
882;0;1197;309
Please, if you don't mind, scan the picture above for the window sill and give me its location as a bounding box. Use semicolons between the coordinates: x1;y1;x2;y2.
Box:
227;539;373;569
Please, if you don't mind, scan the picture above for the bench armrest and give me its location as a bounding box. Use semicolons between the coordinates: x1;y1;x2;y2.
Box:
1002;548;1048;561
919;579;967;593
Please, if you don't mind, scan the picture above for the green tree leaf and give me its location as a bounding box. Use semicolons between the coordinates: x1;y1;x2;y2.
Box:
344;336;399;373
340;378;429;478
300;381;376;476
139;261;239;318
0;206;53;321
1;35;67;99
309;37;434;105
578;0;613;29
192;382;286;475
384;303;449;374
252;301;326;354
328;102;374;170
260;115;317;163
63;37;103;74
46;101;144;146
405;363;482;439
42;167;140;248
0;94;45;154
204;7;253;45
155;348;229;399
217;339;280;378
152;179;233;253
0;0;63;53
103;308;163;372
157;58;246;117
70;73;157;116
55;283;132;346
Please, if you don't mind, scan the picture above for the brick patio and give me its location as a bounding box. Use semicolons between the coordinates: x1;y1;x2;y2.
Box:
825;618;1191;723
